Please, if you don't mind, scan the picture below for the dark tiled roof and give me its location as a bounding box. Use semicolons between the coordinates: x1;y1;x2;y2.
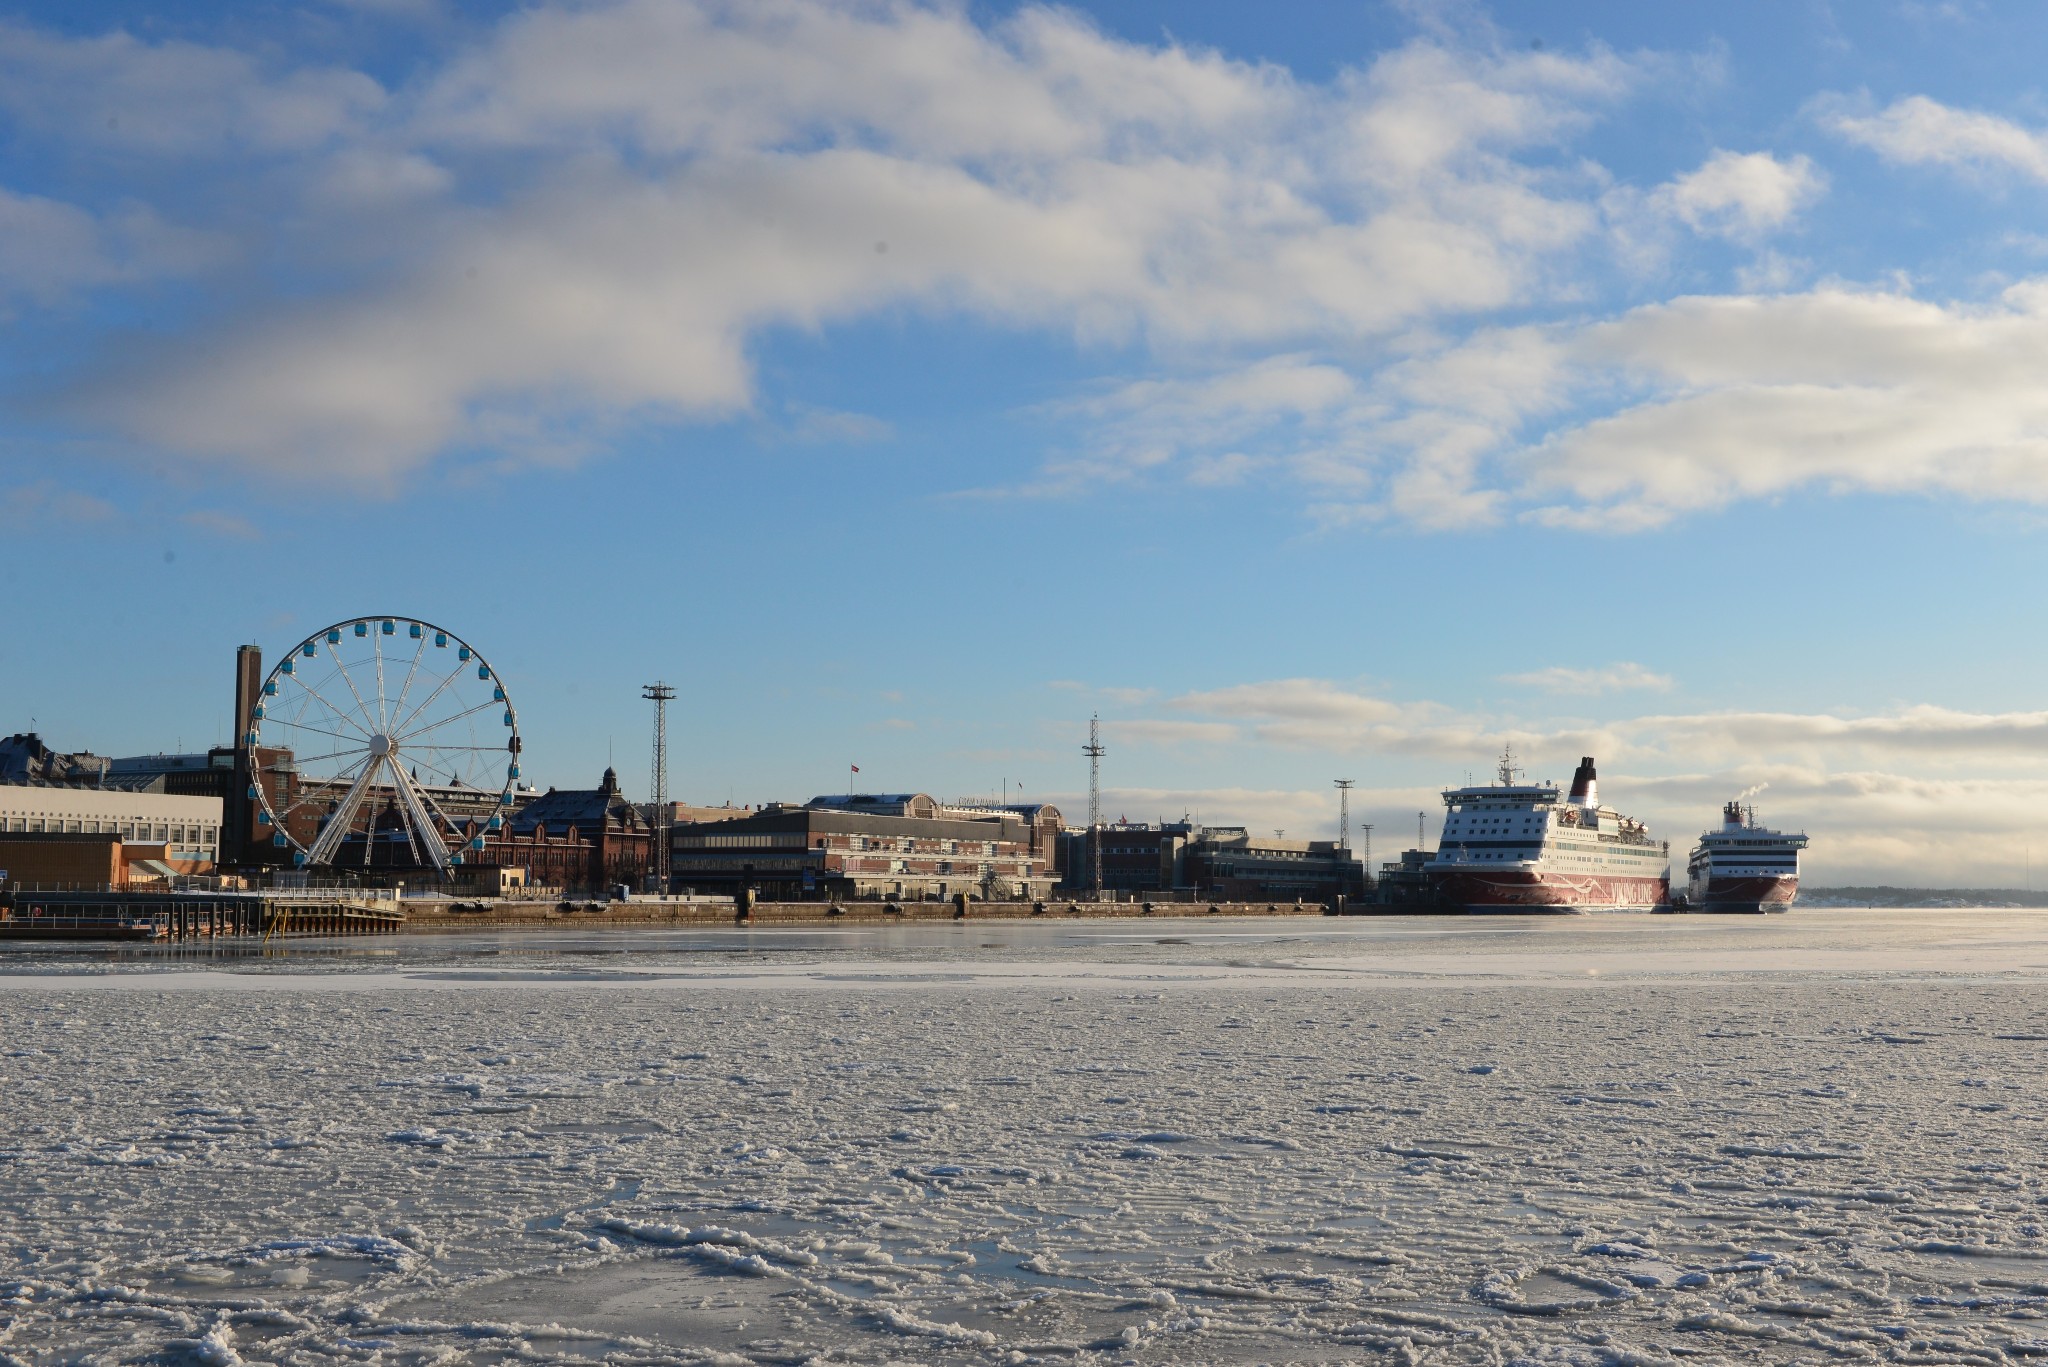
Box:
507;768;646;836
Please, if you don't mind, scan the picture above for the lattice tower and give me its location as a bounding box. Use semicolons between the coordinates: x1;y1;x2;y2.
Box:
643;682;676;887
1083;714;1106;895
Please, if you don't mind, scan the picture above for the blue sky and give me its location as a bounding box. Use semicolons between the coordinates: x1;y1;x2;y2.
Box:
8;0;2048;884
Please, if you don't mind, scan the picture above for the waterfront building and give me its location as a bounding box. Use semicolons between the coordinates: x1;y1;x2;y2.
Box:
459;767;652;892
1058;820;1369;904
0;783;224;889
668;793;1060;901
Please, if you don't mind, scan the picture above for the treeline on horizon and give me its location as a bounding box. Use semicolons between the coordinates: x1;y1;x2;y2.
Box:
1802;887;2048;908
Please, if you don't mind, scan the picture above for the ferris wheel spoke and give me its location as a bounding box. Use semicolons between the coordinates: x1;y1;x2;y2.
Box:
272;750;376;828
321;641;385;740
387;665;464;741
278;743;374;768
399;696;501;740
373;627;390;731
405;750;465;785
281;676;375;741
284;664;372;733
266;721;372;749
388;633;429;734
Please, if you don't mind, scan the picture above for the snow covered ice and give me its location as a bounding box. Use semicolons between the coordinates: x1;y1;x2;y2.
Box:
4;910;2048;1364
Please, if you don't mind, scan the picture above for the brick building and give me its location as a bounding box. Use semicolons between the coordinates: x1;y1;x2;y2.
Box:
669;793;1061;901
463;767;652;892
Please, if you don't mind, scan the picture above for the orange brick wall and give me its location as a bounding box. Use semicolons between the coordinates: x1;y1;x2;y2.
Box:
0;837;126;891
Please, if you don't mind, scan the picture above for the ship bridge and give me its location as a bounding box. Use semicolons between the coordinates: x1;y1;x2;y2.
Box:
1440;782;1559;808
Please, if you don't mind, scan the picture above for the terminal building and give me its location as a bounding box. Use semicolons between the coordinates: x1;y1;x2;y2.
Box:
1060;820;1369;904
0;783;224;890
669;793;1061;901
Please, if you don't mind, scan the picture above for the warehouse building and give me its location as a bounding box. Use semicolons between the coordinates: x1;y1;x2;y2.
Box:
1058;820;1369;904
0;784;224;890
669;793;1060;901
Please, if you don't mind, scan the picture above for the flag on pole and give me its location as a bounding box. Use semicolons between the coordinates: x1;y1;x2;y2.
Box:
851;765;860;773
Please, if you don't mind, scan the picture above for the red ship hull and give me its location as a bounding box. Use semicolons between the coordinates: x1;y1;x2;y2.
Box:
1694;874;1798;914
1427;869;1669;914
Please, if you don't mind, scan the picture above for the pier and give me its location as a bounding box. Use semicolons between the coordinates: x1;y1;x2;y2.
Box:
0;888;406;940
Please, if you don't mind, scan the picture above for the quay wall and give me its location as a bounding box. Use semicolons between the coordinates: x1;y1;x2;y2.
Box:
397;897;1342;933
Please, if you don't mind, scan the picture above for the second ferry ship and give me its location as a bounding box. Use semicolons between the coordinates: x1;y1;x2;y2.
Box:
1424;752;1670;913
1684;800;1808;913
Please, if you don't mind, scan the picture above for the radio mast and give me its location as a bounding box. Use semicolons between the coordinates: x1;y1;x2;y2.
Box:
1083;714;1105;896
642;682;676;890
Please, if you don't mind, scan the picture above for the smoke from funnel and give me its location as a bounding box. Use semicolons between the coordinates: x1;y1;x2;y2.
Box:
1735;782;1768;802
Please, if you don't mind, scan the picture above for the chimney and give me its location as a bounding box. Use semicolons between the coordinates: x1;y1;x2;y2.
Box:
229;643;262;866
234;644;262;745
1567;756;1598;811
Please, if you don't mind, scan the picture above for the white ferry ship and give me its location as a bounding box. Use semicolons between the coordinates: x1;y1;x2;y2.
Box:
1424;752;1670;913
1684;801;1807;913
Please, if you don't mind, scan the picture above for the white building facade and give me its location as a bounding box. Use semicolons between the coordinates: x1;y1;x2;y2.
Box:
0;786;223;863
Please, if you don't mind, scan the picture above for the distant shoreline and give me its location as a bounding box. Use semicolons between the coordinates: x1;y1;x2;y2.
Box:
1801;886;2048;909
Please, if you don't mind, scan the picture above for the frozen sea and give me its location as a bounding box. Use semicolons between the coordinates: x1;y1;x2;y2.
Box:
4;909;2048;1365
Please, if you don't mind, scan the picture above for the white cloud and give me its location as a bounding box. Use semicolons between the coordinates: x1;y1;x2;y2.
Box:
1153;675;2048;772
4;4;1633;483
13;8;2037;544
1502;663;1673;695
2;481;117;529
1163;678;1505;755
1522;280;2048;528
0;189;221;304
1087;275;2048;532
1651;149;1825;241
1113;719;1240;746
1828;94;2048;183
0;21;383;155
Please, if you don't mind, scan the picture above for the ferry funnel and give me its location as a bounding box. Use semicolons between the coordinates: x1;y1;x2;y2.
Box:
1568;756;1598;810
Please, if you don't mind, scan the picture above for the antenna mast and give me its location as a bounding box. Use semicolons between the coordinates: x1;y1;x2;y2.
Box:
1083;714;1105;896
643;682;676;891
1334;778;1354;855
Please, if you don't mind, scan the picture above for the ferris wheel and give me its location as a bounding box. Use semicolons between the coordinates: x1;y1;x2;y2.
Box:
244;617;521;872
